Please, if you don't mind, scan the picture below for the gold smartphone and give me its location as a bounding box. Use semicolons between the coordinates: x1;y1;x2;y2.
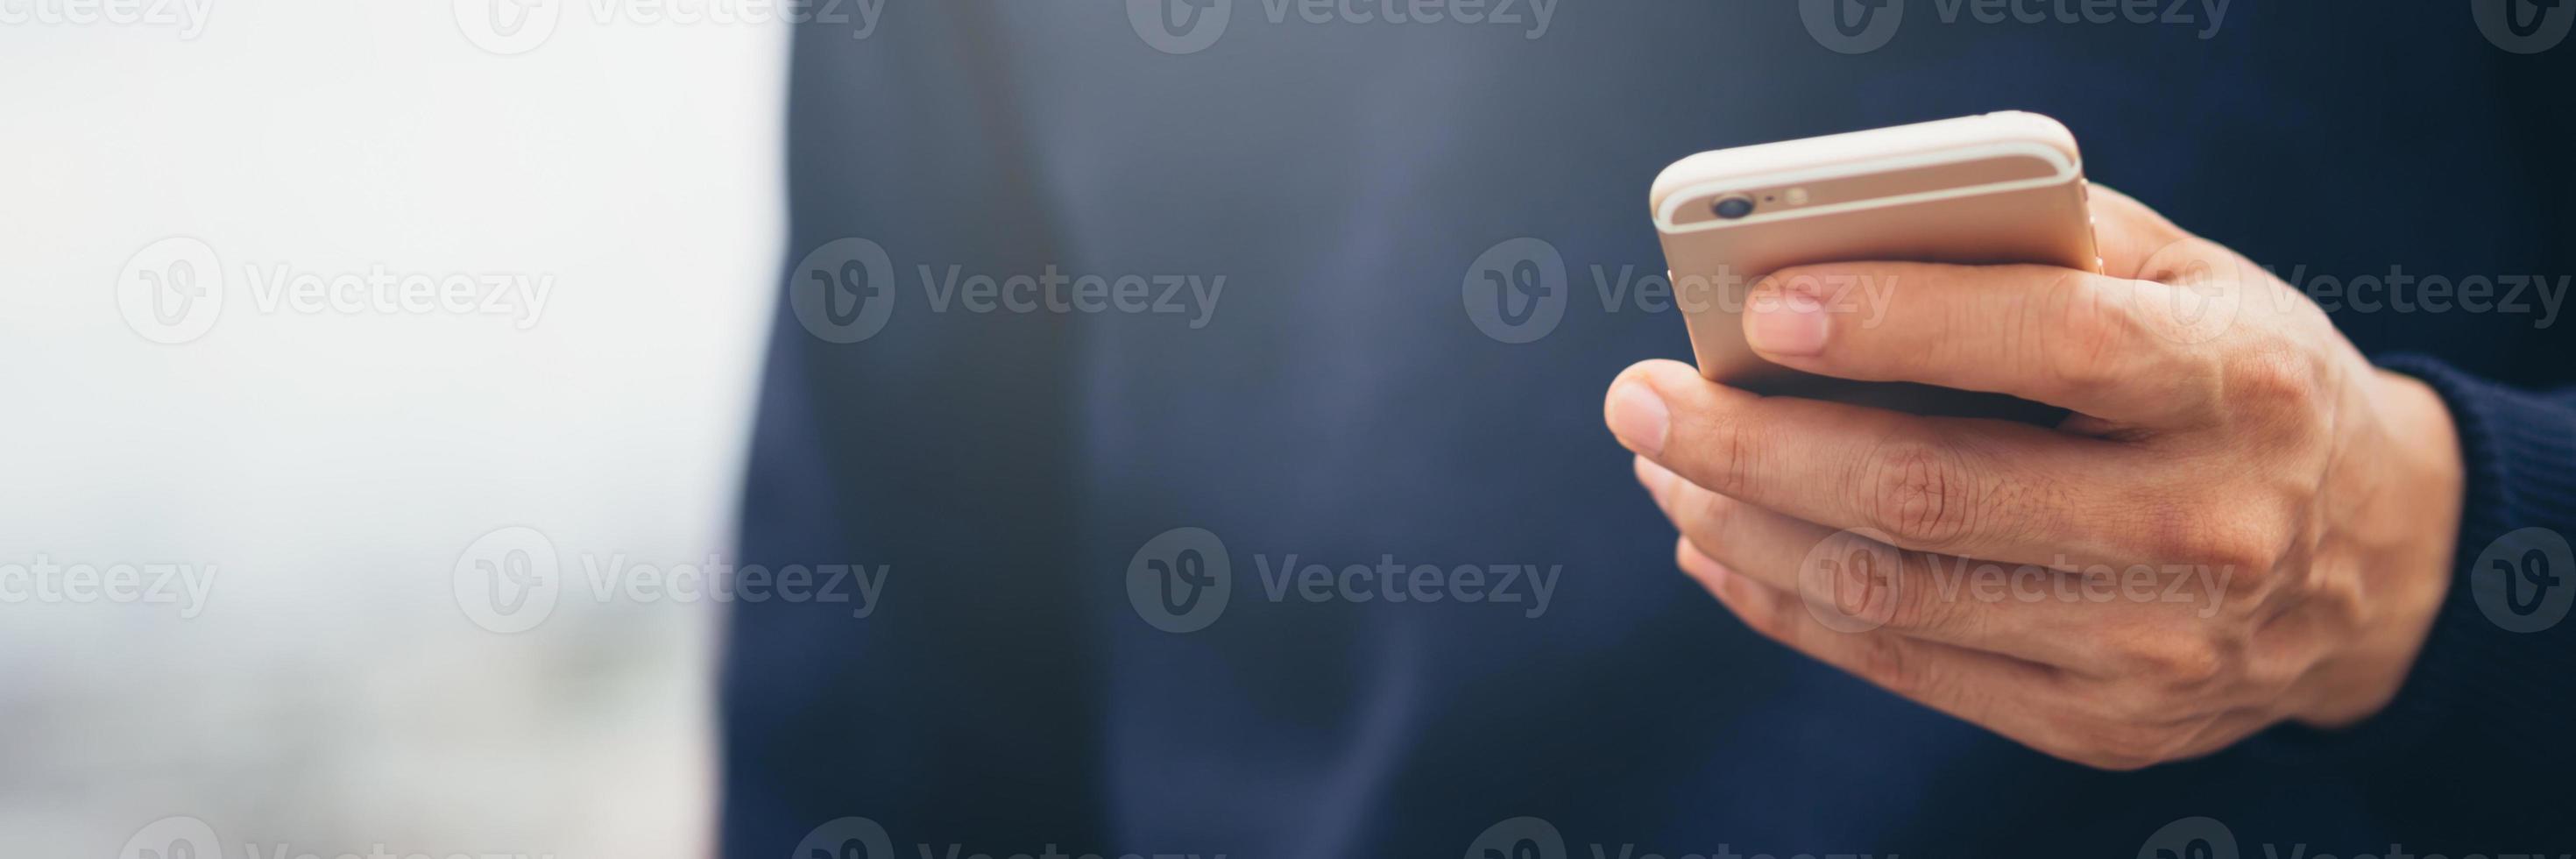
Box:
1650;111;2100;422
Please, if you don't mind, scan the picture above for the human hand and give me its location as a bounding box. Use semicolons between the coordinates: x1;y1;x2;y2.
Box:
1604;188;2466;769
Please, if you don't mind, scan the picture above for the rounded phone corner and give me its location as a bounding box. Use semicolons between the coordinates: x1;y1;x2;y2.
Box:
1982;110;2082;170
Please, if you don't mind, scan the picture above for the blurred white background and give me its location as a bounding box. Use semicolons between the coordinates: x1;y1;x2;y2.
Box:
0;2;788;855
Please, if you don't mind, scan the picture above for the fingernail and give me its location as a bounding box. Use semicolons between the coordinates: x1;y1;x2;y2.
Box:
1607;381;1670;456
1745;295;1829;357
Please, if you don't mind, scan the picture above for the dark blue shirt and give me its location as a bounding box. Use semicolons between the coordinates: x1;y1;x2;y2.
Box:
728;4;2576;856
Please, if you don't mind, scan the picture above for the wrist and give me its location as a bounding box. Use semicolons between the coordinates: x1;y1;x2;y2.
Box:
2292;368;2466;728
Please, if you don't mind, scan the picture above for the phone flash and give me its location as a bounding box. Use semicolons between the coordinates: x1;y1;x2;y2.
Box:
1785;187;1810;205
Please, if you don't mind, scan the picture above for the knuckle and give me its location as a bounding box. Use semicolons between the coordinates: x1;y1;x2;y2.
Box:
1858;441;1978;550
2137;505;2211;565
2161;646;2228;692
2035;273;2140;388
2219;342;2323;415
2125;636;2228;691
2139;508;2281;581
1702;411;1766;500
2205;529;2286;580
1852;633;1924;695
2094;681;2173;725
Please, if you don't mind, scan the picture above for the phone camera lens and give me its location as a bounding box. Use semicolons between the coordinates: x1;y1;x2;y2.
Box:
1713;196;1757;220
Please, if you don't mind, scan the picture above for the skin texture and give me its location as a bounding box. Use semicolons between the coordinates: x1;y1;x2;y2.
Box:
1603;188;2466;770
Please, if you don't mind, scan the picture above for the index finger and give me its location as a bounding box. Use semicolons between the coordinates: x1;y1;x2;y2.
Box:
1741;262;2222;427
